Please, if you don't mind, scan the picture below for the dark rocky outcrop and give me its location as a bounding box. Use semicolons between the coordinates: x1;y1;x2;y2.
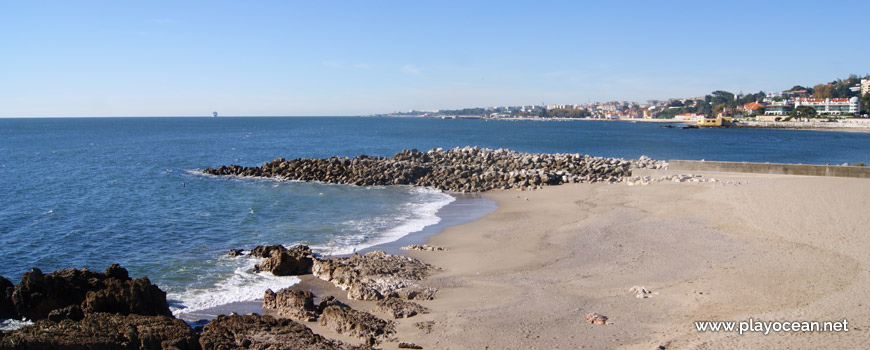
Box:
227;249;244;257
398;343;423;349
375;298;428;319
319;305;395;346
263;289;319;322
0;276;16;319
10;265;170;321
312;251;436;301
249;244;288;259
0;313;199;350
254;245;314;276
203;147;633;193
199;314;370;350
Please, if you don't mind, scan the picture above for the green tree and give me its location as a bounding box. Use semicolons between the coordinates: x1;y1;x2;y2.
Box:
790;105;817;119
862;93;870;115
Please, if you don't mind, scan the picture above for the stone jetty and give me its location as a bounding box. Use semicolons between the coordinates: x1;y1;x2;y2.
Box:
203;146;633;192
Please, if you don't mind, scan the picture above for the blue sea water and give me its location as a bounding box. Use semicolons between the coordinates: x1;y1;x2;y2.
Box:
1;117;869;319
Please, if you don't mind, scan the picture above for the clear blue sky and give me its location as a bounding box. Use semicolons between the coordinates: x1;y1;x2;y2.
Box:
2;1;868;117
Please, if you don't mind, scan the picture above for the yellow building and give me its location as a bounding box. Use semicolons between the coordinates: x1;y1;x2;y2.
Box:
697;116;733;127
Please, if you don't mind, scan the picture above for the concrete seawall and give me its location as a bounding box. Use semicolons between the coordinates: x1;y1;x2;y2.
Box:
668;160;870;178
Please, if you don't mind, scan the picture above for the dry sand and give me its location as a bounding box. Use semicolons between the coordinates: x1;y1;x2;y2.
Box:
391;170;869;349
288;170;868;349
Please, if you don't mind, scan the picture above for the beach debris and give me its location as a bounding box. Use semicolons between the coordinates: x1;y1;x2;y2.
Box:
376;297;430;319
624;174;742;186
399;342;424;349
312;250;438;301
204;146;634;193
320;304;396;345
414;320;436;334
400;244;446;252
585;312;608;325
200;314;355;350
629;285;653;299
263;288;319;322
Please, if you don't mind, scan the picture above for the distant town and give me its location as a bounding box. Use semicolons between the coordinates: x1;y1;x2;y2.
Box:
381;75;870;129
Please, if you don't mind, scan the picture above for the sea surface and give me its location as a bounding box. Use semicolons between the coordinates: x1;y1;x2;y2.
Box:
2;117;869;320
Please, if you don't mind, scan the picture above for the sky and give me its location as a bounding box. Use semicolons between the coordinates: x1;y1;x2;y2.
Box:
1;0;868;117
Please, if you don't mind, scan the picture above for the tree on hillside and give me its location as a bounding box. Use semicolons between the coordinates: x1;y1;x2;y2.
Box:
813;84;833;99
790;105;817;119
862;93;870;115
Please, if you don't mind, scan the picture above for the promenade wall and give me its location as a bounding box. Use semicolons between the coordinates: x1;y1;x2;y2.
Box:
668;160;870;178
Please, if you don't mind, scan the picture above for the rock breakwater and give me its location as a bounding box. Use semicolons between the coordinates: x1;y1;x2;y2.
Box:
204;146;633;192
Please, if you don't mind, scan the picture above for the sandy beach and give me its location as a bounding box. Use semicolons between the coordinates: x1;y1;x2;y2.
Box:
346;170;870;349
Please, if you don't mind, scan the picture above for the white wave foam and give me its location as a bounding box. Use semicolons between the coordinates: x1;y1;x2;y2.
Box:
169;257;299;318
311;187;455;256
0;319;33;331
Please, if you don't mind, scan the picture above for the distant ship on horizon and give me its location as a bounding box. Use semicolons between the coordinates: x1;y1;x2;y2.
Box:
213;111;218;118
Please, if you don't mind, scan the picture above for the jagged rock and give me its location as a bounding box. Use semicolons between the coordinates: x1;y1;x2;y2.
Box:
398;342;423;349
249;244;287;258
0;313;199;350
46;305;83;322
376;297;428;319
319;305;395;345
200;314;365;350
1;276;16;319
399;245;445;252
263;288;319;322
316;296;346;314
10;265;171;321
254;245;314;276
312;251;436;301
413;321;435;334
203;147;633;193
585;312;608;325
81;277;171;317
348;282;382;301
227;249;244;257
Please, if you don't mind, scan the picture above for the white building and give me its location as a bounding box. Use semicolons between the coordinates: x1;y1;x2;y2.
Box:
862;79;870;96
794;97;860;116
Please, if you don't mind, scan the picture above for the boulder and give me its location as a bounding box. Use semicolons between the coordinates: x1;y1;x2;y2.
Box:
376;297;429;319
312;251;436;301
263;288;319;322
319;305;395;346
200;314;365;350
10;265;171;321
0;276;16;319
0;313;199;350
254;245;314;276
249;244;287;258
80;277;171;317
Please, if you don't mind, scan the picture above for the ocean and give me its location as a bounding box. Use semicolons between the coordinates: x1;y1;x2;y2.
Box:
2;117;869;320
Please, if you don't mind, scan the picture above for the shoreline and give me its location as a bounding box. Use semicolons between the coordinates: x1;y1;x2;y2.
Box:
173;192;498;323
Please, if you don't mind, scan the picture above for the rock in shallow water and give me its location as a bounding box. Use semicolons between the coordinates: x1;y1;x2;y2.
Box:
10;264;170;321
203;147;634;192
